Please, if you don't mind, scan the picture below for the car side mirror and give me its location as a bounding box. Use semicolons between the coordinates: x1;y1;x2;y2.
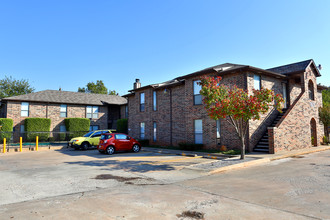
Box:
126;136;131;140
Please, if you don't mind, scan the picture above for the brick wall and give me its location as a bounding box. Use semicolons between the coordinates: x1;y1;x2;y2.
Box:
247;72;284;151
6;101;108;141
269;66;324;153
127;72;247;150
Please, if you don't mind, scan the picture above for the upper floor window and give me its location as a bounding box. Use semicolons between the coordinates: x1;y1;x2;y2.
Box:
21;102;29;117
308;80;314;100
140;93;145;112
153;91;157;111
60;104;67;117
193;80;202;105
86;106;99;118
254;74;261;90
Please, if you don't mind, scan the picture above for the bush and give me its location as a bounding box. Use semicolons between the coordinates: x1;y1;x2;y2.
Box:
117;119;128;134
178;142;203;151
65;118;90;139
25;118;51;142
323;136;329;144
138;139;149;146
0;118;13;142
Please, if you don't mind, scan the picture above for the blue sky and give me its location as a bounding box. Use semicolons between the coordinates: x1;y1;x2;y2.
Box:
0;0;329;95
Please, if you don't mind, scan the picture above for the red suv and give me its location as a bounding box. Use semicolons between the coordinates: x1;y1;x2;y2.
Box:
97;133;141;155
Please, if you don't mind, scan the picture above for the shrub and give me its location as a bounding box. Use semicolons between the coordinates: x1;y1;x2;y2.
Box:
25;118;51;142
0;118;13;142
65;118;90;139
178;142;203;151
323;136;329;144
138;139;149;146
117;119;128;134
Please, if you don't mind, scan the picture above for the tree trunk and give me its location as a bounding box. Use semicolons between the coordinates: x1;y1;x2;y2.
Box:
240;135;245;160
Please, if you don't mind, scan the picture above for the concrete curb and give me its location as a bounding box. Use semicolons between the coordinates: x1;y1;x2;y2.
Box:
143;147;234;160
208;146;330;175
0;145;70;154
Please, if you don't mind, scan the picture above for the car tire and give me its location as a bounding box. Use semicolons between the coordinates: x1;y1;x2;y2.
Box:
81;142;89;151
106;146;115;155
132;144;140;153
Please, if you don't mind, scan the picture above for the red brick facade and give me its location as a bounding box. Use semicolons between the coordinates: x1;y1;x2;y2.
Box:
269;66;324;153
127;61;325;153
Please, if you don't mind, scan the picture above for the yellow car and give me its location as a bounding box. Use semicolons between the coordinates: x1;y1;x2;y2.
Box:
68;130;112;150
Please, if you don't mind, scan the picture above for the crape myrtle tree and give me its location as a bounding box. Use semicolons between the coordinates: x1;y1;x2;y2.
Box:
199;76;284;159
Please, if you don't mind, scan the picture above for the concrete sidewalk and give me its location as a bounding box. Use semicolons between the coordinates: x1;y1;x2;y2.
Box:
143;145;330;174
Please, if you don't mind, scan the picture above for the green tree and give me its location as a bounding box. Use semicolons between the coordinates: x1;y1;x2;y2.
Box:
78;80;117;95
320;89;330;141
199;76;283;159
0;76;35;98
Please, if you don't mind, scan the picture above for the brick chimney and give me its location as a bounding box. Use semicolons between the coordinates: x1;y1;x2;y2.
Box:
134;79;141;90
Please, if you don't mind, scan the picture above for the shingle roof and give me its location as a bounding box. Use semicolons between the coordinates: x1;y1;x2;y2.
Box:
2;90;127;105
267;59;313;75
176;63;248;80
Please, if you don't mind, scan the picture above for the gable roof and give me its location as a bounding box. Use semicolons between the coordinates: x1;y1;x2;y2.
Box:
1;90;127;105
267;59;321;76
125;62;286;95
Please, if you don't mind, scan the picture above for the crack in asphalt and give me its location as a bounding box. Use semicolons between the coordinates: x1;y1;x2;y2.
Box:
174;183;322;220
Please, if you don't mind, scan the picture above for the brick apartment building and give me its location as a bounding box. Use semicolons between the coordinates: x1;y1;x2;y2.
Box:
0;90;127;140
124;59;327;153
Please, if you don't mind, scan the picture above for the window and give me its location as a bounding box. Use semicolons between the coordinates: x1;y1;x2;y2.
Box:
115;134;128;140
21;102;29;117
194;119;203;144
60;125;66;132
87;106;99;118
89;125;99;131
125;105;128;118
216;119;221;139
153;91;157;111
308;80;314;100
20;125;25;133
60;104;67;117
153;122;157;142
91;131;102;137
140;122;145;139
254;74;261;90
140;93;145;112
193;80;202;105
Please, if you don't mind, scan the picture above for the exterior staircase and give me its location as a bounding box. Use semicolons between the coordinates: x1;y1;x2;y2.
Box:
254;108;288;153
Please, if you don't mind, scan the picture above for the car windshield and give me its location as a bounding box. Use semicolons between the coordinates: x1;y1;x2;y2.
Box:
101;134;112;140
83;131;94;137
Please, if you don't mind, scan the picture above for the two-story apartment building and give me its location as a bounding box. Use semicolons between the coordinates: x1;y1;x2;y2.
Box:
124;59;326;153
0;90;127;140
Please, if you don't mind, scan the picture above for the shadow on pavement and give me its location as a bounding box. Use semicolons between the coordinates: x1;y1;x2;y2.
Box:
65;159;176;173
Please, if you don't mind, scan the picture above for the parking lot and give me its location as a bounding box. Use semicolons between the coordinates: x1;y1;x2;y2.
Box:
0;148;214;206
1;148;330;219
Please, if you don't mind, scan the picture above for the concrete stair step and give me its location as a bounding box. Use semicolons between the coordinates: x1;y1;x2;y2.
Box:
255;145;269;149
254;148;269;152
258;141;269;145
